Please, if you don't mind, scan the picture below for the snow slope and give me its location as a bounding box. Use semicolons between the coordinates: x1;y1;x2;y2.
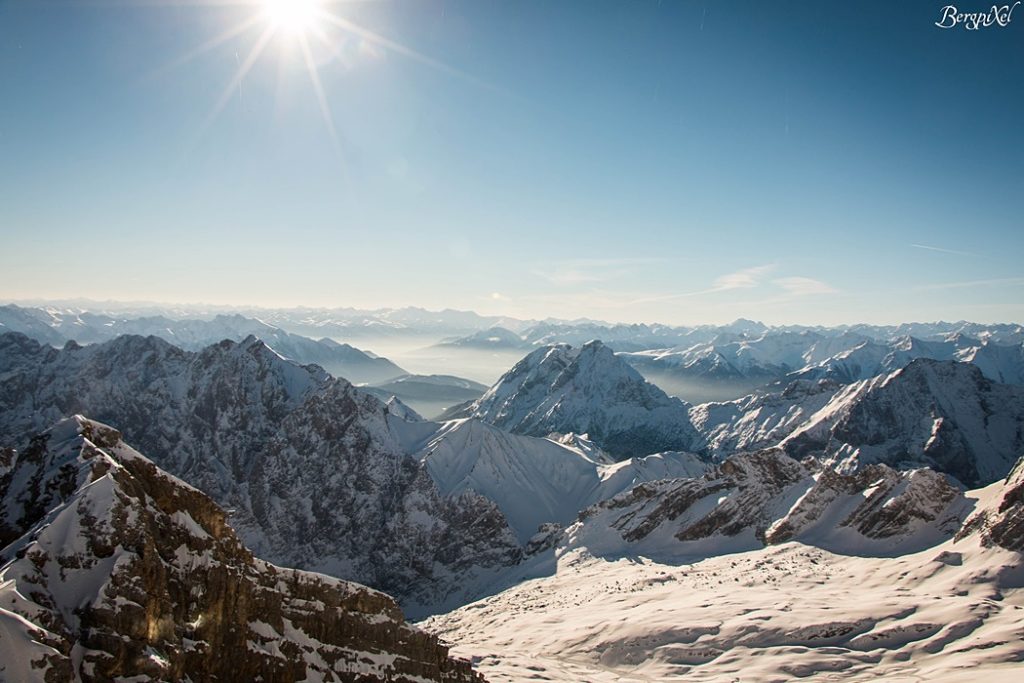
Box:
425;539;1024;682
415;418;710;542
424;469;1024;682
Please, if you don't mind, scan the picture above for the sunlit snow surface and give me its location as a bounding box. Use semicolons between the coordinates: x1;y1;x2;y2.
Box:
424;485;1024;682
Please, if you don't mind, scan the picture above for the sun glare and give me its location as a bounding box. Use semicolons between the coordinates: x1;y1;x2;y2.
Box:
263;0;322;36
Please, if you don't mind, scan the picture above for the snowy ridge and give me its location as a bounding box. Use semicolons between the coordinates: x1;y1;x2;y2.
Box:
0;305;408;384
565;448;970;561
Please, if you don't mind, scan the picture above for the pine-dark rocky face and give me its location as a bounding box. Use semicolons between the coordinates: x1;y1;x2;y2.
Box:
0;417;485;683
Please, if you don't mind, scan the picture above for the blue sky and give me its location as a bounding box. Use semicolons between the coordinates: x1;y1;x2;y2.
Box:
0;0;1021;324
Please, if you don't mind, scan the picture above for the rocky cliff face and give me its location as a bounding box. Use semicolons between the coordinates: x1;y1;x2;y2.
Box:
569;448;969;558
957;456;1024;552
780;359;1024;486
0;332;522;611
0;417;484;683
689;358;1024;487
464;341;697;459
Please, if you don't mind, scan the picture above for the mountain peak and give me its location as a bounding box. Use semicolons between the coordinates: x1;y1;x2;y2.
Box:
467;342;697;458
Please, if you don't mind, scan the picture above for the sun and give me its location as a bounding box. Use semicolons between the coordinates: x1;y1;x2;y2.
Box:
262;0;322;36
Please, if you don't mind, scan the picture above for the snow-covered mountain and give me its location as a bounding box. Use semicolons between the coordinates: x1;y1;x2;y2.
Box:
412;418;710;542
0;305;408;384
622;330;1024;404
691;359;1024;487
788;334;1023;385
958;457;1024;551
520;321;697;351
0;332;522;611
691;378;845;458
460;341;698;458
779;359;1024;486
0;416;484;682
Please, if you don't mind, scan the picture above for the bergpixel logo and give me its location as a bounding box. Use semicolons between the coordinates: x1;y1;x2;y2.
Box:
935;2;1021;29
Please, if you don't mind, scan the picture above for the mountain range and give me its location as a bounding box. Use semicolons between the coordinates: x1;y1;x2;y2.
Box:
2;305;1024;681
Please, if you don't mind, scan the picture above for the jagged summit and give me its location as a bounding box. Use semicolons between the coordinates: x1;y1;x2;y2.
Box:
0;333;523;611
466;340;698;458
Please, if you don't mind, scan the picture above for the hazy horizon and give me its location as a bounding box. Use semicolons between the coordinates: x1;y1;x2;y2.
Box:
3;296;1022;329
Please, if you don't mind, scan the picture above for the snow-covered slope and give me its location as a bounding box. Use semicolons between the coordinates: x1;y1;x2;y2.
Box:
423;458;1024;683
464;341;698;458
569;448;970;559
414;418;710;541
424;534;1024;682
0;417;484;682
0;332;522;611
958;456;1024;551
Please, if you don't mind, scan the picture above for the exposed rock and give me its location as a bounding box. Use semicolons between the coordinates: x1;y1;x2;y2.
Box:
0;332;522;611
571;448;970;557
957;456;1024;552
0;417;485;683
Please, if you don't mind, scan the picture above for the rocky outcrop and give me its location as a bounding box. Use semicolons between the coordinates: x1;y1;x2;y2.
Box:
0;417;485;683
957;456;1024;552
571;448;969;556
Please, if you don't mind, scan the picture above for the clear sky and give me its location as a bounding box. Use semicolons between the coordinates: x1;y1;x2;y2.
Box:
0;0;1021;325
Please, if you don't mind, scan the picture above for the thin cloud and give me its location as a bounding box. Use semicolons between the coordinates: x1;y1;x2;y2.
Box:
772;277;837;296
713;264;777;291
911;244;976;257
